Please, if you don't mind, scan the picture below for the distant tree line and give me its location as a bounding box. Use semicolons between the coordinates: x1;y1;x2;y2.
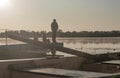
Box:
0;30;120;38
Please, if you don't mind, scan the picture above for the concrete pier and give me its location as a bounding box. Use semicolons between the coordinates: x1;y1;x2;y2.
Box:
0;57;87;78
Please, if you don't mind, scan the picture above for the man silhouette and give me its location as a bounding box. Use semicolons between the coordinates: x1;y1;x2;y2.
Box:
51;19;58;43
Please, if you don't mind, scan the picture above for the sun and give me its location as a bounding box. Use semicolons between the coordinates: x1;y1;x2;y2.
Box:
0;0;11;7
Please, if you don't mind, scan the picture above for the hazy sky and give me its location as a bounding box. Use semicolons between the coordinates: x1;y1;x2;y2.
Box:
0;0;120;31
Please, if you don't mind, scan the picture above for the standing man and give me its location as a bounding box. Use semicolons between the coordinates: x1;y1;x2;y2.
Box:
51;19;58;43
50;19;58;58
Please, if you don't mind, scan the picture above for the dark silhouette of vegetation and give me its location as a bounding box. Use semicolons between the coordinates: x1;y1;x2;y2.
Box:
0;29;120;38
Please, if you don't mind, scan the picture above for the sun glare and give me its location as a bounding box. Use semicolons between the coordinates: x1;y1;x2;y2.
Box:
0;0;11;7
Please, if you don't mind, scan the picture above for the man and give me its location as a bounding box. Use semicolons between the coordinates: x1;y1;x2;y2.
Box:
50;19;58;58
51;19;58;43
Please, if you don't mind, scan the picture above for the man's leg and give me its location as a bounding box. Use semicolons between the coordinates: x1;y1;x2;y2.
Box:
52;31;56;43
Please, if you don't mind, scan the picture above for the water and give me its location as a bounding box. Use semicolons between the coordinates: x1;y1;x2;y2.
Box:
57;37;120;55
0;37;120;55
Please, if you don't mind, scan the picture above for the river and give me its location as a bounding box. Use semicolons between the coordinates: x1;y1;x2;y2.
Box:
57;37;120;55
0;37;120;55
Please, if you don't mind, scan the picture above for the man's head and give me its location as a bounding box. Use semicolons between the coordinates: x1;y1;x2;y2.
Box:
53;19;56;22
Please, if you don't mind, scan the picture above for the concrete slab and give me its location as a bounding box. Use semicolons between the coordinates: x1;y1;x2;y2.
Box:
102;60;120;65
20;68;111;78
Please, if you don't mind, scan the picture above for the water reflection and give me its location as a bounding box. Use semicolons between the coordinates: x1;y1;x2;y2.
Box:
57;37;120;54
0;37;120;54
57;37;120;44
